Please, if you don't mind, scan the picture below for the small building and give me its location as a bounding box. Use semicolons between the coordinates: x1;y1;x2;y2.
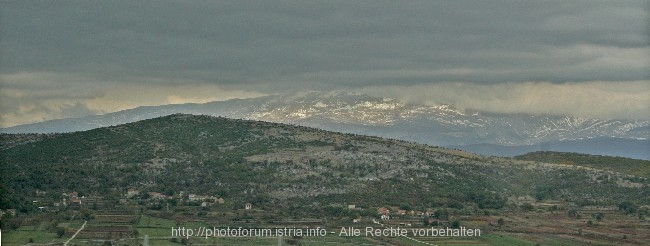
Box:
377;207;389;215
189;194;205;201
201;202;208;207
381;214;390;221
353;218;362;223
148;192;167;200
127;188;139;198
348;204;356;209
71;198;82;205
217;198;225;204
245;203;252;210
6;209;16;216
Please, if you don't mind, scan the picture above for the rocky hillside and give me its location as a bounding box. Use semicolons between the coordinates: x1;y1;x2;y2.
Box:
1;114;648;213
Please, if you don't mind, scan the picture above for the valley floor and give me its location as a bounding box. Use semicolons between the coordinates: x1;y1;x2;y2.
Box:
2;204;647;246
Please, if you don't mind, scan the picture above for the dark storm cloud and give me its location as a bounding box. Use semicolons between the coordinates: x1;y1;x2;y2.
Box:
1;0;648;126
2;1;648;88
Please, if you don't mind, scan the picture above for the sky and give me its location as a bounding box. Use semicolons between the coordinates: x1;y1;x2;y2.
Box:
1;0;649;127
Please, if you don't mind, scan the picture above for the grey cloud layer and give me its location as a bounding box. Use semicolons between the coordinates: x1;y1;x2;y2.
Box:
3;1;647;87
1;1;648;126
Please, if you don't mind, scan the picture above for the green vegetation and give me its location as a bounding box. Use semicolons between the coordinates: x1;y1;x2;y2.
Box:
2;114;648;213
516;151;650;179
1;114;649;245
1;226;63;245
483;234;538;246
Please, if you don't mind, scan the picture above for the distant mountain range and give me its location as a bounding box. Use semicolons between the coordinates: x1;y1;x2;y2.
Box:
2;91;648;159
451;137;650;160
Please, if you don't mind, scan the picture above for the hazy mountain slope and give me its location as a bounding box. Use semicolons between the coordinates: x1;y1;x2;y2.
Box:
1;114;648;212
453;138;650;160
515;151;650;179
2;92;648;158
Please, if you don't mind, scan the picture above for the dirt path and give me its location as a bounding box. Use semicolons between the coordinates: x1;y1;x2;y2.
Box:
64;220;87;246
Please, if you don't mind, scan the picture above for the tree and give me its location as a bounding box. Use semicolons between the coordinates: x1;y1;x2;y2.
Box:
595;213;604;221
56;227;66;238
400;203;412;211
80;208;93;221
6;217;22;230
618;201;637;215
451;220;460;228
49;219;59;230
164;188;175;196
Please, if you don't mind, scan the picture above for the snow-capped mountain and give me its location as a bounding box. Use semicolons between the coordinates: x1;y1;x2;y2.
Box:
3;91;648;159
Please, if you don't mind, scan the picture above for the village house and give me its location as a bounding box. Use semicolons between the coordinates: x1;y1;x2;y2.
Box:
381;214;390;220
127;188;139;198
377;207;389;215
397;209;407;215
348;204;356;209
148;192;167;200
188;194;205;201
245;203;252;210
71;197;82;205
217;197;225;204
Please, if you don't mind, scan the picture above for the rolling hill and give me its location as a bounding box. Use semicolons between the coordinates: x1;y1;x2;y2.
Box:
2;114;648;214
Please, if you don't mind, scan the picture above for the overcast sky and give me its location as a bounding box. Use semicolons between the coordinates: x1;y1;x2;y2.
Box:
1;1;649;127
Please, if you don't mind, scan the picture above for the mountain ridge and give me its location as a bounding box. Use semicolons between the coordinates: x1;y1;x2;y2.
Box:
2;91;647;159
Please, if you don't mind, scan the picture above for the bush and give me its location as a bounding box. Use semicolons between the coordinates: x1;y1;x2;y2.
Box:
56;227;66;238
451;220;460;228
